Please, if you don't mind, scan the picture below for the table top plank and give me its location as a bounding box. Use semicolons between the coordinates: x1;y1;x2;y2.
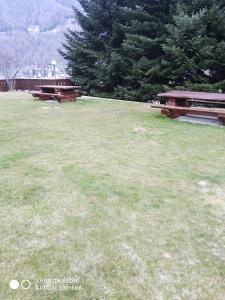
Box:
158;90;225;102
38;85;81;90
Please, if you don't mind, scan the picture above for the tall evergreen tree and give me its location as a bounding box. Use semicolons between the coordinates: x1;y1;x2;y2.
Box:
62;0;225;101
115;0;176;101
161;5;214;85
60;0;131;96
161;1;225;88
120;0;225;99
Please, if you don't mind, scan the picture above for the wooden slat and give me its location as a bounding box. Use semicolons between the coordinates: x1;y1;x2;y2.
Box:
29;91;59;97
187;99;225;105
158;90;225;102
151;104;225;116
38;85;81;90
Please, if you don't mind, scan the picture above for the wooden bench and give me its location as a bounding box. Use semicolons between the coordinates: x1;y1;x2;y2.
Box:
151;104;225;125
29;85;83;103
152;91;225;126
30;91;82;101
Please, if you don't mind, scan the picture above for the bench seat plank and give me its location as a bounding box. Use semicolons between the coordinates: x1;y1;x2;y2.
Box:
30;91;60;97
151;104;225;115
151;104;225;125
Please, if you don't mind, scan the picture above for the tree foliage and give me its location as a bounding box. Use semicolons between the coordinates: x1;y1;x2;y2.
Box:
62;0;225;101
61;0;132;96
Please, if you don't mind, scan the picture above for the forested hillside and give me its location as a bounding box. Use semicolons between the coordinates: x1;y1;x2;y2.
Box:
0;0;79;67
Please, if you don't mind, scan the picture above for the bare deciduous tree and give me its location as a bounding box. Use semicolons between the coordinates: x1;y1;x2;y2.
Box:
0;49;21;90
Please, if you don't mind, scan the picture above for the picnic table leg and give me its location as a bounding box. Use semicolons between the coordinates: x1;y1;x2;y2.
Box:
168;97;191;107
161;108;184;119
180;99;191;107
168;97;177;106
218;115;225;126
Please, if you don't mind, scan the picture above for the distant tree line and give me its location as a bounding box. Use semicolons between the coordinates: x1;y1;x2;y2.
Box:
61;0;225;102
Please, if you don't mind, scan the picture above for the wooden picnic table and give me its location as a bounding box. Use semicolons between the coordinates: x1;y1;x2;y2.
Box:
30;85;83;103
152;90;225;125
158;90;225;106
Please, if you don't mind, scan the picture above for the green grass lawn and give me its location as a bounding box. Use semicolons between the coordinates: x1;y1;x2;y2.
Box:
0;92;225;300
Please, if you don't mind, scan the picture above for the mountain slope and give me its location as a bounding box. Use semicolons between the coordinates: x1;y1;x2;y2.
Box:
0;0;79;67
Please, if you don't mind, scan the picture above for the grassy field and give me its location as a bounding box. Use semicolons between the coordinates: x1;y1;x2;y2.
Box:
0;92;225;300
